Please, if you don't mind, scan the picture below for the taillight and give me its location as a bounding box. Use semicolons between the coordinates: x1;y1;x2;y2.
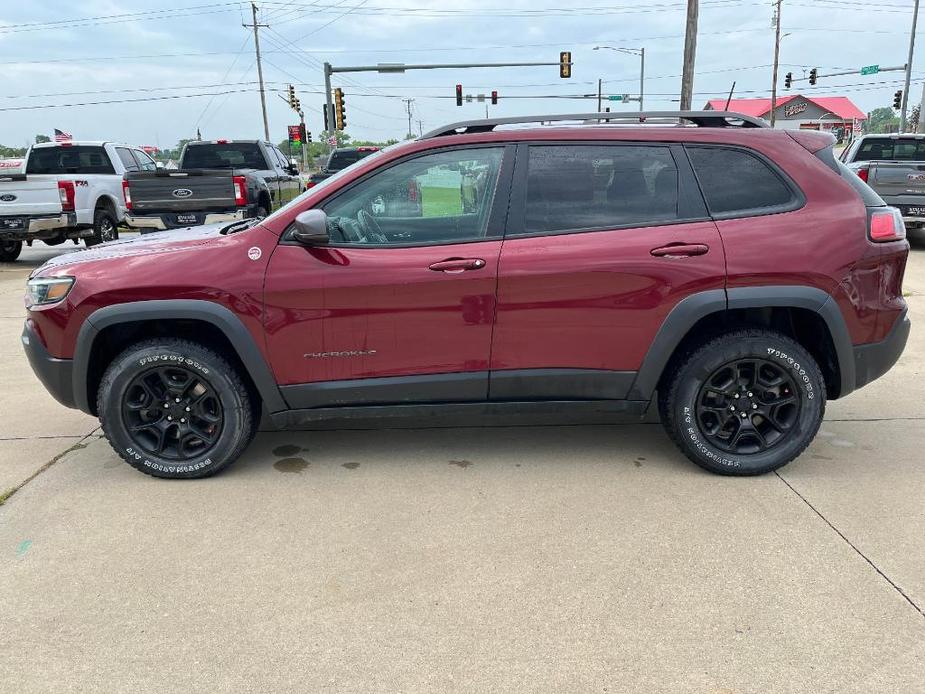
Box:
122;179;132;210
233;175;247;206
869;207;906;243
856;166;870;183
305;181;316;189
57;180;75;212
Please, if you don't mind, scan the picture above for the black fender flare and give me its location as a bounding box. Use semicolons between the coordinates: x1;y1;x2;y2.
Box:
72;299;286;414
626;286;855;401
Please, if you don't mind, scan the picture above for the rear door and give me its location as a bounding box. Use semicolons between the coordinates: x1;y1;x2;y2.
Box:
263;145;513;407
490;142;725;401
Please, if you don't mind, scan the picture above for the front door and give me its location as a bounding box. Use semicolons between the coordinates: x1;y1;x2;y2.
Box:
263;145;512;408
490;142;725;401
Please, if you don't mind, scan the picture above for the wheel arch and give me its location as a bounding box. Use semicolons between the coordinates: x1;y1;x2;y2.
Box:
73;300;286;415
628;286;855;402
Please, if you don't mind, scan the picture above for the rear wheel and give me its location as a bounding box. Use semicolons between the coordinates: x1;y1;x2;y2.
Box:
659;329;826;475
98;338;258;478
0;240;22;262
86;207;118;247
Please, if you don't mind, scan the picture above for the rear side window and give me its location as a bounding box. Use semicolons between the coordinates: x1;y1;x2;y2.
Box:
835;158;886;207
688;146;796;216
116;147;139;172
523;144;680;234
26;145;115;175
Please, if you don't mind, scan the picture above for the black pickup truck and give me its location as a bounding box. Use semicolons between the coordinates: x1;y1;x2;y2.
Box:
124;140;301;232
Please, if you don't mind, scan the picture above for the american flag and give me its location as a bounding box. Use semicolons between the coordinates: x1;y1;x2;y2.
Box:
54;128;72;142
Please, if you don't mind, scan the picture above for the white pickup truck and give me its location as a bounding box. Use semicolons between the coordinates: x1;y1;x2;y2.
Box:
0;141;158;262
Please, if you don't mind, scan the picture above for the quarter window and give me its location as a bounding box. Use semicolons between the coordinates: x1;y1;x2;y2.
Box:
116;147;139;172
523;145;680;235
321;147;504;246
688;146;795;215
133;150;158;171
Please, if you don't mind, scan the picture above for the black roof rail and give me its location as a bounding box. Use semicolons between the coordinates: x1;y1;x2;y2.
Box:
420;111;769;139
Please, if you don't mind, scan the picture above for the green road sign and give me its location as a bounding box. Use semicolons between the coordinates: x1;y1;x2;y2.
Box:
860;64;880;76
608;95;623;101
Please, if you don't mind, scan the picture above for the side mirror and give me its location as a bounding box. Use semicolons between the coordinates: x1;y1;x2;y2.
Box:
287;164;299;175
290;209;329;245
155;161;165;170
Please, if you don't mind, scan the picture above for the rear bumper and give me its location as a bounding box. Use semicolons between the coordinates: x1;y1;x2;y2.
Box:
126;209;247;232
0;213;76;240
853;308;910;390
21;320;76;409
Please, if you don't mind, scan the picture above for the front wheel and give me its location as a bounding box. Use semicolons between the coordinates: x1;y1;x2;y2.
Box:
659;329;826;476
97;338;258;478
0;240;23;262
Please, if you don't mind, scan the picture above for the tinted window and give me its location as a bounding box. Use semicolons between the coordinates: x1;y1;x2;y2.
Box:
688;146;795;214
26;145;115;175
321;147;504;246
853;137;925;162
182;143;266;169
836;158;886;207
327;149;376;171
116;147;139;172
523;145;679;234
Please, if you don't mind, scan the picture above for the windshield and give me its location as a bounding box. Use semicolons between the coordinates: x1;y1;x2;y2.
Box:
182;143;266;169
853;138;925;162
27;145;115;175
263;146;393;225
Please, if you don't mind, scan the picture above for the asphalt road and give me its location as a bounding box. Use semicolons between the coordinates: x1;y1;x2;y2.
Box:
1;236;924;693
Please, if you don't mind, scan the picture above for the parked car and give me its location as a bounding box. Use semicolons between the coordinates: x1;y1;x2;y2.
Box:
306;146;379;188
0;141;149;261
840;133;925;229
22;111;909;479
123;140;301;232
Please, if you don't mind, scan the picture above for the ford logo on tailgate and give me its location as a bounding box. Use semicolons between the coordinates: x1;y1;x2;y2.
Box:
172;188;193;198
908;173;925;182
0;194;16;202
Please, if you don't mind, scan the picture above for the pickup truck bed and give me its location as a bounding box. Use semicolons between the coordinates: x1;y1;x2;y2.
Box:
0;174;72;240
125;169;243;230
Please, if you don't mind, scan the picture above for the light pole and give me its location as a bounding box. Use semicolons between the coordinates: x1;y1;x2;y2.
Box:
594;45;645;111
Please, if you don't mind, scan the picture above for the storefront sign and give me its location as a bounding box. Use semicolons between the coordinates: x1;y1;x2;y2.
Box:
783;102;808;118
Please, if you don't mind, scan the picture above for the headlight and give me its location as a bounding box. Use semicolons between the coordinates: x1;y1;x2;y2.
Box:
26;277;75;306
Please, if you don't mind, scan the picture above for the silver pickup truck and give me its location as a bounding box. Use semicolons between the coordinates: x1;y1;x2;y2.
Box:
841;134;925;229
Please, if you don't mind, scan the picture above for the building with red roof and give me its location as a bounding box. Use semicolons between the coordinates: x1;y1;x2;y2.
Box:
704;95;866;140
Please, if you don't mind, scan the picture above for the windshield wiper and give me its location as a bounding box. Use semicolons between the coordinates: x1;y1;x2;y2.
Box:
219;218;260;235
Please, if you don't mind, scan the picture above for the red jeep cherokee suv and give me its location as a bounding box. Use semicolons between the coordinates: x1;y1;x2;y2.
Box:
22;112;910;479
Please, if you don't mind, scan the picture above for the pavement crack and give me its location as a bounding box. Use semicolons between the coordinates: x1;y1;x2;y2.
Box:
0;431;97;507
776;471;925;620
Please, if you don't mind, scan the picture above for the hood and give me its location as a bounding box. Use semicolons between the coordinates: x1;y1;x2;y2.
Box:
32;223;234;276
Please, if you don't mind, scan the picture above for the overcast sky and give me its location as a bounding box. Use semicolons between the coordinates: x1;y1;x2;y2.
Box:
0;0;921;149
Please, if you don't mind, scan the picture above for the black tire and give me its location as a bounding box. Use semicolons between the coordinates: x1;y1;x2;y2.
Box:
97;338;257;479
659;329;826;476
86;207;118;247
0;240;22;262
43;235;66;246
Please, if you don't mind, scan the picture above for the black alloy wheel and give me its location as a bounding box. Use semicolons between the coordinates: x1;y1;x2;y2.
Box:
121;364;224;461
695;358;800;455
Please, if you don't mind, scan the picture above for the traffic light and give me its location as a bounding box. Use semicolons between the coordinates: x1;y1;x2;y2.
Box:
491;90;498;105
894;90;904;110
334;87;346;130
456;84;463;106
287;84;296;109
299;123;307;143
809;68;817;86
784;72;792;89
560;51;572;79
323;105;329;131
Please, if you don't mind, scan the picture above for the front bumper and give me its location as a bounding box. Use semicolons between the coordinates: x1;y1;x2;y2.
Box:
126;209;246;232
853;308;911;390
22;320;76;409
0;213;76;240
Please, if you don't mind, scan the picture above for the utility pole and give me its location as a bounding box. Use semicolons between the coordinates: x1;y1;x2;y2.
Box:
597;78;602;112
402;98;414;139
901;0;920;132
244;2;270;141
323;62;335;139
770;0;782;127
417;119;424;137
638;47;645;111
680;0;699;110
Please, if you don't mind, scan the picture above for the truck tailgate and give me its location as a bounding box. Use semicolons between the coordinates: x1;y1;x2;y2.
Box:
0;175;62;217
127;170;235;212
868;161;925;199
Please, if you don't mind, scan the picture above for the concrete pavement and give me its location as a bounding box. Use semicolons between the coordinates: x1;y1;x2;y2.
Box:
1;239;923;693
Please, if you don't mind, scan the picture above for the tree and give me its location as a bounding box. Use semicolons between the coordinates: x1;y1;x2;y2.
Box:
34;134;51;144
911;105;922;133
0;144;27;158
865;107;899;134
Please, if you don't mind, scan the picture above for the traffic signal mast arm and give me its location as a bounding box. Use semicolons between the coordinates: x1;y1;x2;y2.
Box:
787;64;907;85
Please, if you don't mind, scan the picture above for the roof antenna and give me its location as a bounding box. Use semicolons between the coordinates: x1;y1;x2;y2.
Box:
724;81;736;111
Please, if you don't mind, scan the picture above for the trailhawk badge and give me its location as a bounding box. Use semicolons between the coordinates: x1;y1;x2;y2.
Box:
247;246;262;261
